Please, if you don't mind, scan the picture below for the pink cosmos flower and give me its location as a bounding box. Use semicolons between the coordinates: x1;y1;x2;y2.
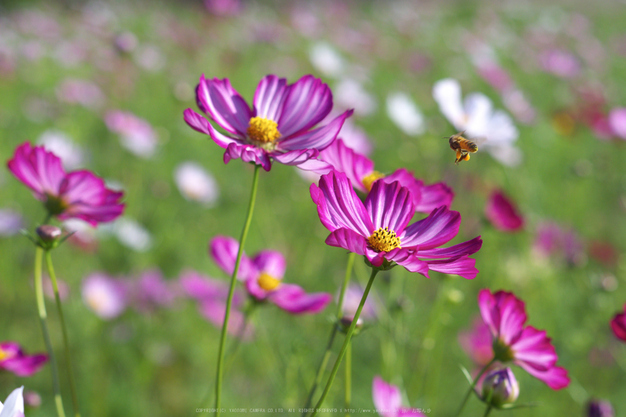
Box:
533;222;585;266
210;237;332;314
0;342;47;377
478;289;570;389
82;273;128;319
302;139;454;213
608;108;626;140
372;376;425;417
610;304;626;342
341;283;379;324
184;74;353;171
485;190;524;232
310;170;482;278
179;270;253;339
7;142;124;226
458;316;493;366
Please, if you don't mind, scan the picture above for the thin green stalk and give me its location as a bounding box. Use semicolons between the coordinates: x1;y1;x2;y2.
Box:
454;358;496;417
34;247;66;417
483;405;493;417
309;267;379;417
214;164;261;417
45;251;81;417
344;341;351;417
302;252;355;416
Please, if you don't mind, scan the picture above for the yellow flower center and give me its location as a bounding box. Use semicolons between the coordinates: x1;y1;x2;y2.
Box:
257;273;281;291
247;117;281;148
0;348;13;361
367;227;401;252
361;171;385;192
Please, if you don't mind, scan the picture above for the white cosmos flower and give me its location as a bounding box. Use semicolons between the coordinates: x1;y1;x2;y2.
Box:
38;130;84;170
386;92;425;136
113;218;152;252
174;162;219;206
0;386;24;417
433;78;521;166
309;42;344;78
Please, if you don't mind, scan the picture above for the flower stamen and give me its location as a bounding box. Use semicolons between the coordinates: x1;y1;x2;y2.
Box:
367;227;401;252
247;117;281;149
257;273;281;291
361;171;385;192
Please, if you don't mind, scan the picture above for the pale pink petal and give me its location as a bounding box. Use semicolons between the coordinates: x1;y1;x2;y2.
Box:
365;180;414;234
400;207;460;249
183;108;238;148
253;75;289;121
277;75;333;138
278;110;352;151
195;75;252;135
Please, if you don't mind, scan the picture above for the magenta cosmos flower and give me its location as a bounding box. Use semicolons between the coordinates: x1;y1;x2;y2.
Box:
458;316;493;367
301;139;454;213
478;289;570;389
610;304;626;342
210;236;332;314
311;170;482;278
372;376;425;417
485;190;524;232
7;142;124;226
184;74;353;171
0;342;47;377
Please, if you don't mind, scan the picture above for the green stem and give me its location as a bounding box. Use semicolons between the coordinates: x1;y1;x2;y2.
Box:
344;340;351;417
309;267;379;417
34;247;66;417
454;358;496;417
214;164;260;417
45;251;81;417
302;252;355;416
483;405;493;417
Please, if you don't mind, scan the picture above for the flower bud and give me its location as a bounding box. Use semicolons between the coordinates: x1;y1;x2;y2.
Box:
36;225;62;241
339;316;363;334
481;367;519;407
587;399;614;417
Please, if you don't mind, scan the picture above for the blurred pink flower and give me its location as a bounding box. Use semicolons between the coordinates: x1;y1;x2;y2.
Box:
131;269;177;313
204;0;241;16
82;273;128;319
174;162;219;206
7;142;124;226
533;222;585;266
43;276;69;301
56;79;105;110
372;376;425;417
485;190;524;232
210;237;332;315
0;342;47;377
179;270;253;339
478;289;570;389
105;111;158;158
341;283;379;324
458;316;493;367
610;304;626;342
540;49;581;78
608;108;626;140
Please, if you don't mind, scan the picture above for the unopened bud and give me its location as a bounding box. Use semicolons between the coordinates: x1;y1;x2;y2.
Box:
36;225;62;242
339;316;363;334
481;367;519;407
587;399;614;417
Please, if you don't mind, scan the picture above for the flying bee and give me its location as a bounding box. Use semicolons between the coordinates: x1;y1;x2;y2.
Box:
447;131;478;165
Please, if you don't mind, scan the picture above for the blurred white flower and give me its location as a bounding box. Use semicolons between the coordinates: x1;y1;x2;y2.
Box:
134;45;165;72
433;78;521;166
38;130;84;170
113;218;152;252
174;162;219;206
335;78;377;117
105;111;158;158
0;386;24;417
309;42;344;78
82;273;127;319
386;92;425;136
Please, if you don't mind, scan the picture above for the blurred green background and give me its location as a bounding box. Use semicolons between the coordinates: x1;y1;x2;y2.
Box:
1;0;626;416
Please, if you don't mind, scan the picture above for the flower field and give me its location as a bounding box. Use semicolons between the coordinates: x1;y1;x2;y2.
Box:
1;1;625;416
